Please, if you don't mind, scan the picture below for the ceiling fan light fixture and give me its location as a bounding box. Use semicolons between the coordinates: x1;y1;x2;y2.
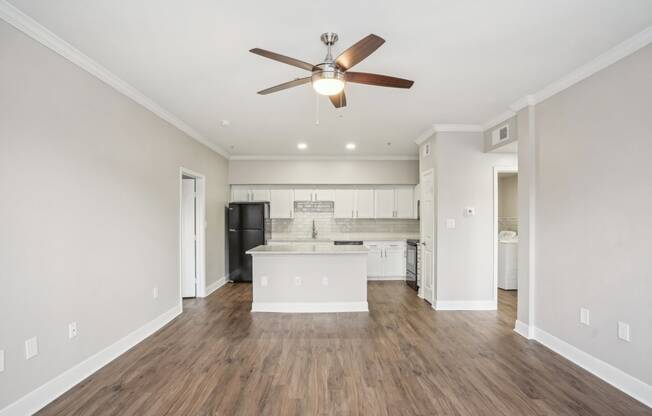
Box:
311;70;345;96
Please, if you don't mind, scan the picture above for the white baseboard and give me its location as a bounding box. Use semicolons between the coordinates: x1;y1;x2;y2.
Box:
251;302;369;313
367;276;406;281
201;276;226;297
434;299;497;311
513;320;531;339
0;304;182;416
532;327;652;408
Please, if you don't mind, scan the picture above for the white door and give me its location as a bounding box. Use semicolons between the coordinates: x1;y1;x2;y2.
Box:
355;189;375;218
314;189;335;201
395;187;414;218
250;188;270;201
374;188;395;218
270;189;294;219
231;186;250;202
365;243;383;277
181;178;197;298
334;189;355;218
384;243;407;276
293;189;313;201
420;169;435;304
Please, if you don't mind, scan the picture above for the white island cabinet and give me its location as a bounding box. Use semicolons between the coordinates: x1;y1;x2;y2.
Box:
247;244;368;313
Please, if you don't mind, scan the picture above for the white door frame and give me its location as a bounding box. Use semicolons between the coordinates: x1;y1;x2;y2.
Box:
419;168;435;304
179;167;207;308
493;166;518;309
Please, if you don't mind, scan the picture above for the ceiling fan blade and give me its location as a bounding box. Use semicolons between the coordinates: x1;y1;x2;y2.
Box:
335;34;385;71
250;48;316;72
329;91;347;108
257;77;311;95
346;72;414;89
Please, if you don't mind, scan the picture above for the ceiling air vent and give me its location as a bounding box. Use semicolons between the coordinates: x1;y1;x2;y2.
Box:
491;124;510;146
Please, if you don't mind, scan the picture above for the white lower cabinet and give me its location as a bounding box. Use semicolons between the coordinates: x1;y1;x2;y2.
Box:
364;241;406;279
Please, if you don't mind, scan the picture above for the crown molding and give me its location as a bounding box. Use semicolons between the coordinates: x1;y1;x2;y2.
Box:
229;155;419;161
433;124;484;133
0;0;230;159
482;25;652;126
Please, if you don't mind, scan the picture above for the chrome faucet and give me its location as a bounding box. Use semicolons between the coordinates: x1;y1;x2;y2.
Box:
312;220;318;239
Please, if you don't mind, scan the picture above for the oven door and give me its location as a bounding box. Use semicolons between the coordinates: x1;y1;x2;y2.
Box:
406;244;417;276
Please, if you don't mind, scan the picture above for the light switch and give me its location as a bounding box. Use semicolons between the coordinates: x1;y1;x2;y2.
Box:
580;308;590;325
463;207;476;217
152;287;158;299
294;276;302;286
69;322;78;339
446;219;456;229
618;321;630;342
25;337;38;360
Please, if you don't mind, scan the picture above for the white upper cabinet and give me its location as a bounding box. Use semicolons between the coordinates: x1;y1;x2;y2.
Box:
374;188;396;218
314;189;334;201
293;189;313;201
395;187;414;218
270;189;294;219
293;189;335;202
231;186;250;202
334;189;355;218
231;186;270;202
355;189;375;218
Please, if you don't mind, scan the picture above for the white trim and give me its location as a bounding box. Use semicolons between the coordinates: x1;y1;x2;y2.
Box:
513;320;530;339
526;105;537;344
483;110;516;131
533;327;652;408
367;276;406;281
433;124;484;133
481;25;652;126
201;276;226;297
434;300;497;311
414;125;437;145
228;155;418;161
493;166;518;311
179;167;207;301
0;304;182;416
251;302;369;313
0;1;229;159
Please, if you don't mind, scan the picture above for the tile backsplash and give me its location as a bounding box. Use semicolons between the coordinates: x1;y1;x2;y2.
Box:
272;201;419;239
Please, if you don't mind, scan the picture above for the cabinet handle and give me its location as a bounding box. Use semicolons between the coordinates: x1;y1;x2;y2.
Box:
356;210;359;218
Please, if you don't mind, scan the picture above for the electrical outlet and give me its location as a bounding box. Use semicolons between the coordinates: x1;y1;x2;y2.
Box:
322;276;329;286
580;308;590;326
261;276;268;287
25;337;38;360
618;321;631;342
152;287;158;299
446;219;456;229
0;350;5;372
463;207;476;217
68;322;78;339
294;276;302;286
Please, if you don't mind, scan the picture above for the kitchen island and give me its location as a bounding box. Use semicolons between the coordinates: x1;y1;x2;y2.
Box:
246;243;368;313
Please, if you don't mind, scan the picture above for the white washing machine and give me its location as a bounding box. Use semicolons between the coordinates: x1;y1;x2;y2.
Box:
498;231;518;290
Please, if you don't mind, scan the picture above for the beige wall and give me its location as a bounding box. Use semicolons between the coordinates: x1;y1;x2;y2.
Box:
498;174;518;219
532;44;652;385
434;132;517;303
0;21;229;409
228;159;419;185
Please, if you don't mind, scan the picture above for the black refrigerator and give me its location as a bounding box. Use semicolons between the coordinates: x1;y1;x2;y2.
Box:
228;202;270;282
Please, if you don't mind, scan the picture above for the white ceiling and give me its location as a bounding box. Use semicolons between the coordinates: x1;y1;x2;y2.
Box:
8;0;652;157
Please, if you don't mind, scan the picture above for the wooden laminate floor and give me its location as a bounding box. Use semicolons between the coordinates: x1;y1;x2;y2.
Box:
39;284;650;415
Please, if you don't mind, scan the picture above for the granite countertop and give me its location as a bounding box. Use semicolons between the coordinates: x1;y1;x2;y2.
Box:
247;243;369;255
269;233;420;243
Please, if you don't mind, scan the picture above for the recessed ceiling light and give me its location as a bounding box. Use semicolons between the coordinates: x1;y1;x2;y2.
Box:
346;143;356;150
297;143;308;150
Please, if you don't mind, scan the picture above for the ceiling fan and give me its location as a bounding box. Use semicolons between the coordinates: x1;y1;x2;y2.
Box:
250;32;414;108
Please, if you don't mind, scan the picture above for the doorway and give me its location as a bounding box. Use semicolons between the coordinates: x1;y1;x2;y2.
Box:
494;167;518;318
179;168;206;301
419;169;435;305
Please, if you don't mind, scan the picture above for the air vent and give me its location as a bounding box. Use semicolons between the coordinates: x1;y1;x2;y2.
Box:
491;124;510;146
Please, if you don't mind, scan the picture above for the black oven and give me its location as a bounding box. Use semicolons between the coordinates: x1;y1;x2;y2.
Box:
406;239;419;290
